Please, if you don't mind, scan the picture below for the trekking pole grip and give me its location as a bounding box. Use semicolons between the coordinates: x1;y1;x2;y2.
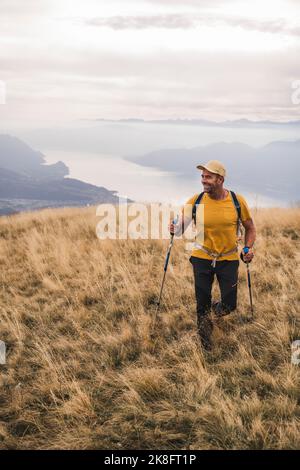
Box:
240;246;252;264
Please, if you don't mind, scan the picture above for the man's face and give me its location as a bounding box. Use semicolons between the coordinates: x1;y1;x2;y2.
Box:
201;169;223;192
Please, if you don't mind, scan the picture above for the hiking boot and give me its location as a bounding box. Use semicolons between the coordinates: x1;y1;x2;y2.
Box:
197;314;213;351
212;301;221;315
212;301;232;318
200;336;212;351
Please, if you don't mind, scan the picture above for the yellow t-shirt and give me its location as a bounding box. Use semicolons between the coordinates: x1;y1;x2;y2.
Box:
184;191;252;261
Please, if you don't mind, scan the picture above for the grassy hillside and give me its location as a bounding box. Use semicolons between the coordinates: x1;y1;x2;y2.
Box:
0;206;299;449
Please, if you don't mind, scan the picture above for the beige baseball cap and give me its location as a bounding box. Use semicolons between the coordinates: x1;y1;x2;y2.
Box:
196;159;226;177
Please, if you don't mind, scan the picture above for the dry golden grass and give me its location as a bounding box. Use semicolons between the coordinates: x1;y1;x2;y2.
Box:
0;205;299;449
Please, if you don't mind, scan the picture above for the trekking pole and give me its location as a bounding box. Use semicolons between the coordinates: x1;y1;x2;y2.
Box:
246;261;254;318
240;247;254;318
152;216;179;329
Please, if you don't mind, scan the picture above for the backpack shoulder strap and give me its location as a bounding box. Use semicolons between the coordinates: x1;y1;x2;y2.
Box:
192;190;241;225
192;192;205;224
229;191;241;220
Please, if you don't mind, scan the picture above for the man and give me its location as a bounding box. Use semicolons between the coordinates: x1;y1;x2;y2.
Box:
169;160;256;351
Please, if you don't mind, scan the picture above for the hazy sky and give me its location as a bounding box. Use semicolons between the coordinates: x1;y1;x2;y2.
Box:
0;0;300;128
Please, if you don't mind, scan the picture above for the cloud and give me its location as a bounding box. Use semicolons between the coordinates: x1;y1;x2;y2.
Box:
86;14;196;29
84;13;300;38
227;17;300;38
0;0;299;126
144;0;235;5
1;46;299;123
0;0;53;15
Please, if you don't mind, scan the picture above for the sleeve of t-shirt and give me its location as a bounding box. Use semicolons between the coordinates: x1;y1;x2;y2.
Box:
237;194;252;222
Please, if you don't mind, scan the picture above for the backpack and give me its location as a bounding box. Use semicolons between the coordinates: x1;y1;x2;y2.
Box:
191;190;243;238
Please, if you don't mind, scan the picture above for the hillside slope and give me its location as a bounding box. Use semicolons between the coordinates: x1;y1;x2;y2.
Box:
0;135;121;214
0;206;299;449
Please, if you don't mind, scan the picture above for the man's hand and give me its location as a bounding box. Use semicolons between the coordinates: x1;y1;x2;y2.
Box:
168;216;179;236
241;246;254;263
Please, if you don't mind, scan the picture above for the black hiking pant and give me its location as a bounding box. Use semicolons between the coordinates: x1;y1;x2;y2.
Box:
189;256;239;347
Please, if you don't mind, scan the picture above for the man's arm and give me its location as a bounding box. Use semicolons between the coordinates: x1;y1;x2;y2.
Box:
241;218;256;261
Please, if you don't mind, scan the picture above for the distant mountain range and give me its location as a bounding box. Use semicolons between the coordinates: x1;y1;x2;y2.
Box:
93;118;300;128
0;135;122;215
126;140;300;203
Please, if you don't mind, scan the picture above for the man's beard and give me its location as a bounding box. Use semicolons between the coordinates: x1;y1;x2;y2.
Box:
203;185;213;192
